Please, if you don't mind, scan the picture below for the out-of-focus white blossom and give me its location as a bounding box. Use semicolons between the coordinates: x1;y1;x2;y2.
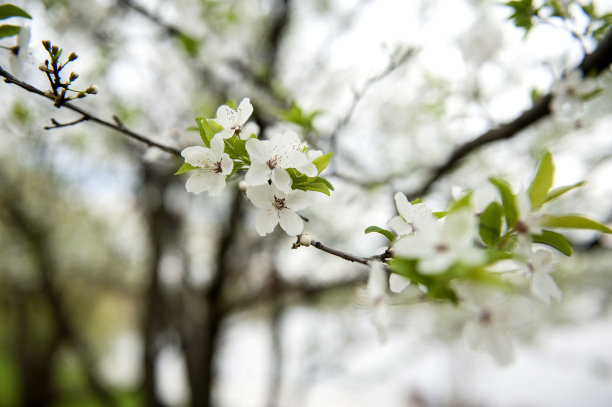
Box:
459;285;532;365
388;192;434;237
550;70;599;115
524;249;562;304
394;209;485;274
9;25;30;76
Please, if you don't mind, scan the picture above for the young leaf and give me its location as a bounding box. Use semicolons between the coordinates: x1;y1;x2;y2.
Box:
528;150;554;210
540;215;612;233
365;226;395;242
0;24;19;39
447;191;472;213
174;162;198;175
489;178;518;228
479;201;503;246
532;230;572;256
311;152;332;174
545;181;585;203
0;4;32;20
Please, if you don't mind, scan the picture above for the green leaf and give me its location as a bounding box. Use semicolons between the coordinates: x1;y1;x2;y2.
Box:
479;202;503;246
0;24;19;39
196;118;223;147
528;150;554;210
540;215;612;233
447;191;472;213
532;230;572;256
432;211;447;219
545;181;585;203
174;162;198;175
489;178;518;228
312;152;332;175
178;32;199;57
0;4;32;20
365;226;395;242
505;0;536;33
280;101;320;132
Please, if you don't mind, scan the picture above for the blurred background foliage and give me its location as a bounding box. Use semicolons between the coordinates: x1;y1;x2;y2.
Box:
1;0;612;406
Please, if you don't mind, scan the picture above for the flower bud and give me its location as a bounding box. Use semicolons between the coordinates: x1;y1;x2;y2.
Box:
85;85;99;94
69;72;79;82
68;52;78;61
42;40;51;50
51;45;59;54
76;92;87;99
299;234;312;247
44;90;55;98
238;180;249;193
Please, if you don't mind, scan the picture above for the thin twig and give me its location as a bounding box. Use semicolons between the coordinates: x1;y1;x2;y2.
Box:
294;236;392;265
44;115;88;130
0;65;182;157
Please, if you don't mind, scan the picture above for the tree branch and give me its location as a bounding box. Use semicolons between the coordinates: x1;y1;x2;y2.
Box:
0;65;182;157
406;28;612;200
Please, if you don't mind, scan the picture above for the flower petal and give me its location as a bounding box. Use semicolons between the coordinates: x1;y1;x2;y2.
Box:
237;98;253;125
181;146;212;167
185;170;216;194
271;168;293;194
245;161;271;186
285;189;309;211
278;209;304;236
216;105;237;128
245;138;270;162
255;208;278;236
246;185;274;208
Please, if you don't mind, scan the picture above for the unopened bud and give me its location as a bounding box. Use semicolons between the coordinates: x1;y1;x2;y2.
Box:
76;92;87;99
69;72;79;82
44;90;55;98
68;52;78;61
299;234;312;247
51;45;59;54
42;40;51;50
85;85;98;94
38;64;52;73
238;180;249;193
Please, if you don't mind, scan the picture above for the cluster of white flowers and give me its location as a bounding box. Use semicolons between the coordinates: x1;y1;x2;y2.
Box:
180;98;332;237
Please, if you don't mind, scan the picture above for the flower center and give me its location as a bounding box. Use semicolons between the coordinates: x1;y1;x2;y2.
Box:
434;243;449;253
273;196;286;211
479;309;492;325
515;220;529;234
267;157;279;170
213;161;223;173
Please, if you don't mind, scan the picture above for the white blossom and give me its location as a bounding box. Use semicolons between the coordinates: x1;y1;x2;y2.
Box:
550;70;599;115
181;136;233;196
524;249;562;304
241;121;260;140
388;192;435;236
214;98;253;139
393;209;485;274
245;131;317;193
246;184;310;236
459;285;532;365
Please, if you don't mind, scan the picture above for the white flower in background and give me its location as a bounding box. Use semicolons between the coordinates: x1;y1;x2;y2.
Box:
393;209;485;274
550;70;599;114
366;260;391;342
388;192;435;236
515;190;543;256
459;285;532;365
240;121;260;140
246;184;310;236
214;98;253;139
9;25;30;76
181;136;233;195
245;131;317;193
523;249;562;304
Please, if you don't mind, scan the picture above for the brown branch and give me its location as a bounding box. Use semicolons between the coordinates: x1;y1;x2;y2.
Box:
294;235;392;265
44;115;88;130
0;65;182;157
406;28;612;200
